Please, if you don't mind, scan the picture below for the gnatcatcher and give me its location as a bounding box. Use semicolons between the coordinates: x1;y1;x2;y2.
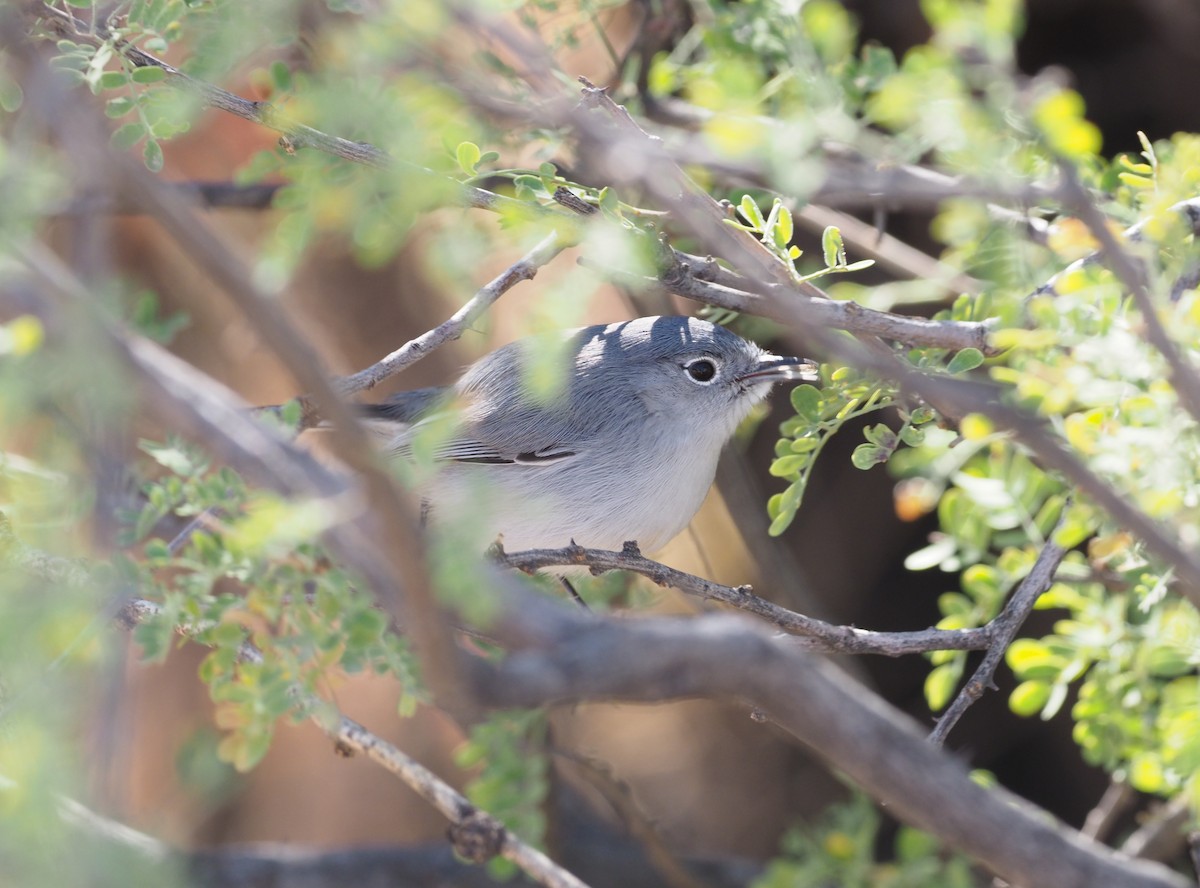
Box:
363;316;818;554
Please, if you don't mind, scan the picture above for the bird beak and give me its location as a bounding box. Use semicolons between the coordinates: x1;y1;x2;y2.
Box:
737;354;820;385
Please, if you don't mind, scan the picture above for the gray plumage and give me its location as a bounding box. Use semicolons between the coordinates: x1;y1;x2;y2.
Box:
363;316;817;553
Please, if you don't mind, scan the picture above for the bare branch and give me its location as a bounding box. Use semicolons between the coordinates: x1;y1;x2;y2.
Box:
470;598;1189;888
334;231;567;398
791;203;984;297
1122;797;1192;864
929;530;1070;745
1082;779;1137;843
496;542;991;656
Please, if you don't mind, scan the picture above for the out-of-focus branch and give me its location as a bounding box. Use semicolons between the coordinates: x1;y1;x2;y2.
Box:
496;542;991;656
454;33;1200;609
25;2;1006;359
1056;168;1200;427
29;1;537;218
656;250;999;354
28;774;754;888
115;598;589;888
1082;779;1137;843
469;592;1189;888
1029;196;1200;299
333;231;567;399
928;528;1069;745
791;203;983;297
1121;796;1191;864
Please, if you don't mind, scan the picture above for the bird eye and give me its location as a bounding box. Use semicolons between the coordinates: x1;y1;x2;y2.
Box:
685;358;718;383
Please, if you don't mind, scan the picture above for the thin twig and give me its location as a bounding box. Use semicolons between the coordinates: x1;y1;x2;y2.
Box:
657;251;999;354
791;203;983;297
551;748;711;888
1081;779;1136;842
30;2;536;218
334;231;567;398
496;542;992;656
929;530;1070;745
117;599;590;888
1056;166;1200;427
1122;796;1191;863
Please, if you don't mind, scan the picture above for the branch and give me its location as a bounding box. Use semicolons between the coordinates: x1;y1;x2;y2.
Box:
111;596;591;888
30;2;536;218
657;251;999;355
1082;779;1137;843
1029;196;1200;299
928;530;1070;745
1122;796;1192;864
468;596;1189;888
333;231;567;398
470;54;1200;610
36;775;755;888
29;1;1008;359
496;542;991;656
1056;167;1200;427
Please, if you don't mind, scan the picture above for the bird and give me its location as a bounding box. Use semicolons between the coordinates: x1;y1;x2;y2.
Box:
361;315;818;555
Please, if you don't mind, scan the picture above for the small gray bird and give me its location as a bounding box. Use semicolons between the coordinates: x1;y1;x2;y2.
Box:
363;316;818;554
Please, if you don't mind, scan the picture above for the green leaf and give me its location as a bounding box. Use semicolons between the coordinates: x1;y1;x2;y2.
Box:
738;194;764;229
105;96;136;117
776;205;793;245
850;442;887;470
456;140;482;176
131;65;167;83
143;139;164;172
0;76;23;113
97;71;129;90
863;423;897;449
1009;680;1051;716
821;225;845;267
925;663;959;711
112;121;147;150
769;455;808;477
269;60;292;92
1128;753;1165;793
64;0;95;7
512;174;543;198
1005;638;1064;680
789;384;822;422
946;348;985;374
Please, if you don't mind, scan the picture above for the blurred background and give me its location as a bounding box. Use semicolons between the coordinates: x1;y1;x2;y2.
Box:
40;0;1200;879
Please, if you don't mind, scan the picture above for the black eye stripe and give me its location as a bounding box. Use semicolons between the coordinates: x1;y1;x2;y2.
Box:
685;359;717;382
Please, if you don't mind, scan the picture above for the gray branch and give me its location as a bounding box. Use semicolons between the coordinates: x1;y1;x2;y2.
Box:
496;542;992;656
334;231;567;398
468;596;1189;888
929;529;1070;745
